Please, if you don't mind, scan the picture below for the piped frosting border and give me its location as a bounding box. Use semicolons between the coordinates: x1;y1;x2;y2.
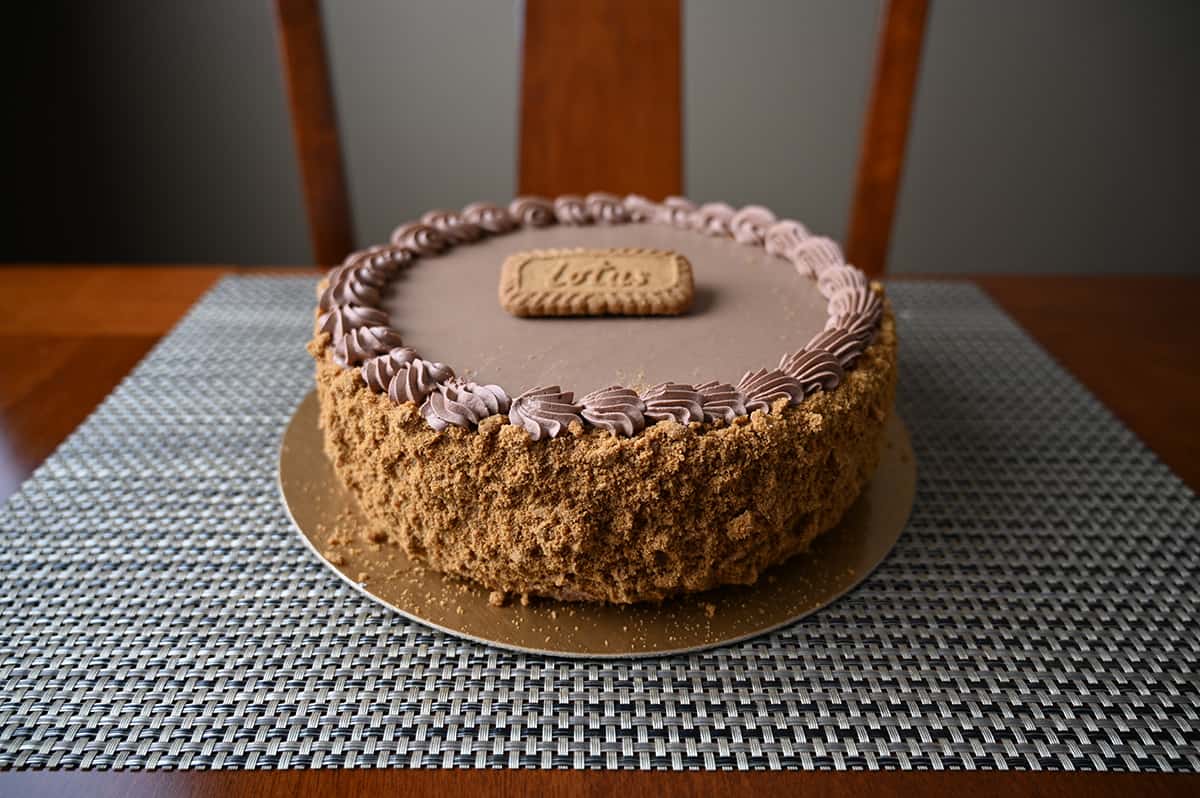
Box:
313;193;885;440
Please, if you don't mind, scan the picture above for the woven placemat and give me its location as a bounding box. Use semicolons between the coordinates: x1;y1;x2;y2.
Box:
0;277;1196;771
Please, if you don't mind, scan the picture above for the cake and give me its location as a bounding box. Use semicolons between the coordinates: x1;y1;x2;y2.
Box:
309;194;897;604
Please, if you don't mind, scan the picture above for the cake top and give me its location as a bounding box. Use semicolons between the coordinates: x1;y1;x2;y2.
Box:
314;194;883;440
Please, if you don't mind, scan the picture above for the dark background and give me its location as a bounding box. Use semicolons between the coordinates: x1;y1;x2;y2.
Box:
4;0;1199;272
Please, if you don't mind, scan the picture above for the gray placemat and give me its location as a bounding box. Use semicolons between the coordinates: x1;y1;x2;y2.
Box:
0;277;1196;771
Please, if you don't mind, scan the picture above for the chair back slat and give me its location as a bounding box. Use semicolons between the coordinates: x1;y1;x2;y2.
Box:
275;0;355;265
519;0;682;198
846;0;930;276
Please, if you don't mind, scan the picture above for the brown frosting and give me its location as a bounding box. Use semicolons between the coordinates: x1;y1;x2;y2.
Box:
319;274;380;312
333;326;404;367
764;220;811;260
695;380;748;424
316;194;888;439
553;196;592;226
585;192;630;224
829;287;883;325
509;196;557;227
387;358;454;405
640;382;705;425
508;386;582;441
622;194;659;222
805;328;868;369
817;264;869;297
827;309;878;338
729;205;777;246
691;202;735;237
317;304;389;339
361;346;417;392
737;368;805;413
779;349;844;393
792;236;845;278
390;222;448;256
579;386;646;437
421;209;484;244
658;196;696;227
421;379;510;431
462;201;518;234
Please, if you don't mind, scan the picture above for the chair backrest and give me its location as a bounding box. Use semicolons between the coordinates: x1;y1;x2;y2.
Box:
846;0;929;276
518;0;682;199
274;0;355;266
274;0;927;275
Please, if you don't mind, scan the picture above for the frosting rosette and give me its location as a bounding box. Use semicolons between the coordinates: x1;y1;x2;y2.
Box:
315;193;887;438
622;194;658;222
737;368;805;413
333;326;404;367
508;386;583;441
390;221;449;255
318;273;381;312
421;379;510;431
695;381;747;424
791;236;844;277
729;205;776;246
580;386;646;437
691;202;735;237
585;192;630;224
804;328;867;370
828;287;883;327
387;358;454;405
779;349;843;393
356;244;412;275
509;196;557;227
421;209;484;243
553;195;592;226
330;259;387;290
317;304;389;339
462;201;517;234
641;382;704;425
657;196;696;227
763;220;811;260
361;346;417;393
817;264;869;298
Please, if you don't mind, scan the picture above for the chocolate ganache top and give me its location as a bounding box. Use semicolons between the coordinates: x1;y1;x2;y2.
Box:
382;223;830;393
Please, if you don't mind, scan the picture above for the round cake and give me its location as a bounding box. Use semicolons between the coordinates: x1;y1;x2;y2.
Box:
309;194;897;604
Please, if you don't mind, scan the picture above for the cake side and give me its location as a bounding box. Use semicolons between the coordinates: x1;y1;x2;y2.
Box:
310;306;897;604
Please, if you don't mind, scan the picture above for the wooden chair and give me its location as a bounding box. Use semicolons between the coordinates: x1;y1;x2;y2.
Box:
274;0;928;275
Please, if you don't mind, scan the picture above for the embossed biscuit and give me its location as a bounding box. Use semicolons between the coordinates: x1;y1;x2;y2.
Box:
499;248;694;317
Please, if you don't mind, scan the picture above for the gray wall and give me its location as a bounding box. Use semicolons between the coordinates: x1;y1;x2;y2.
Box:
685;0;880;245
5;1;1197;273
322;0;520;248
890;0;1200;273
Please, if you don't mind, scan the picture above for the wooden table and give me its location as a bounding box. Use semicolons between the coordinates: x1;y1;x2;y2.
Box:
1;266;1197;797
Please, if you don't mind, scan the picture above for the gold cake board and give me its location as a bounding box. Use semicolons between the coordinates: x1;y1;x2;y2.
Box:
279;391;916;659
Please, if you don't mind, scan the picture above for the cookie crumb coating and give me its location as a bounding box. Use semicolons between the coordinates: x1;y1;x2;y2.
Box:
311;309;897;605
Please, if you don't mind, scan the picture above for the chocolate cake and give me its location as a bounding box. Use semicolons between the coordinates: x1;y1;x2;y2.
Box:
309;194;897;604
